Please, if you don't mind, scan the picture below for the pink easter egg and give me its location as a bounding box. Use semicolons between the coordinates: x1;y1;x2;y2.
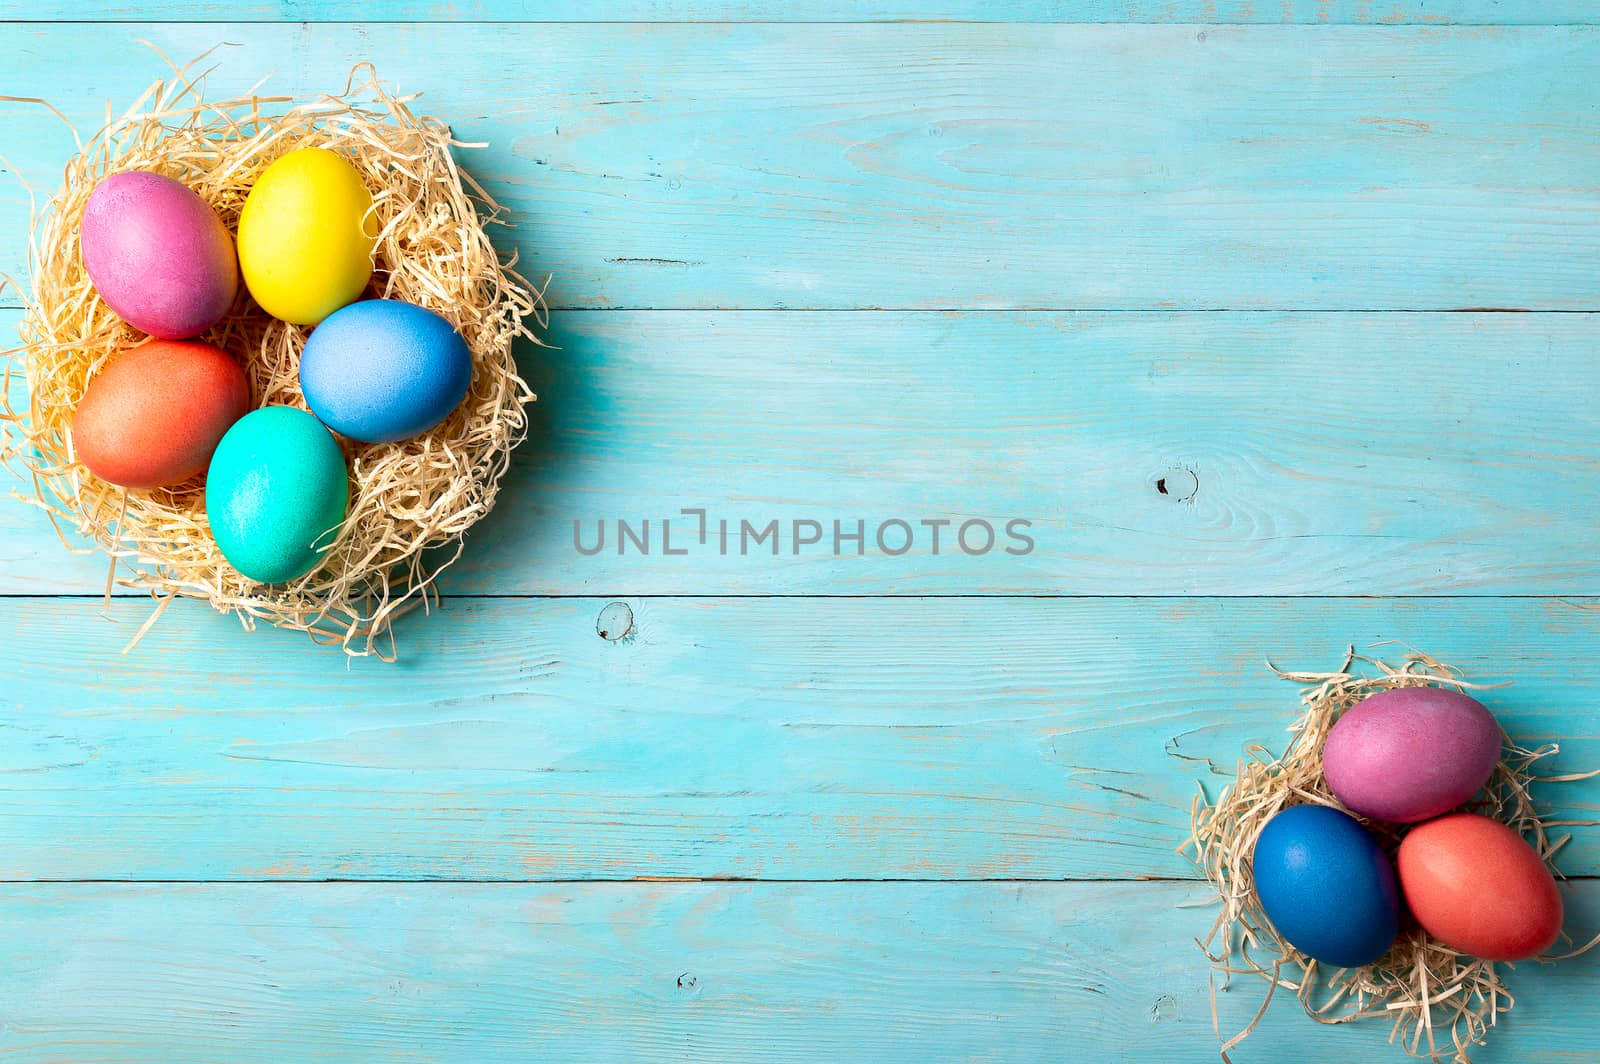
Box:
1323;687;1501;823
80;171;238;339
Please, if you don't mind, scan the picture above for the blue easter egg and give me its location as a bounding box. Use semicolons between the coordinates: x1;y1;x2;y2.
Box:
299;299;473;444
1251;804;1399;968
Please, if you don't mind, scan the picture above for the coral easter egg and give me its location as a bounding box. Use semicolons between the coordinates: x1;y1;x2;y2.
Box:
1397;813;1563;961
80;171;238;339
205;407;349;583
1323;688;1501;823
71;339;249;488
1251;804;1399;968
299;299;473;443
237;148;377;325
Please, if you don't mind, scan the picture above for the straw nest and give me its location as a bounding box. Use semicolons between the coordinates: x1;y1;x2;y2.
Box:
1182;648;1600;1063
0;53;545;659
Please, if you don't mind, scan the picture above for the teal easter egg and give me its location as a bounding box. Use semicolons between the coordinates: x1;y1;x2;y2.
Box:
204;406;348;583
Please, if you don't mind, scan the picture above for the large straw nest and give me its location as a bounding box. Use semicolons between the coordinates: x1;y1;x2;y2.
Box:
1182;648;1600;1063
0;53;544;658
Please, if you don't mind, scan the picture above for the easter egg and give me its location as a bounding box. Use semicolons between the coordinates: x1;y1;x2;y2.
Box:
71;339;249;488
1398;813;1562;961
236;148;377;325
299;300;473;443
1252;804;1399;967
1323;688;1501;823
205;407;349;583
80;171;238;339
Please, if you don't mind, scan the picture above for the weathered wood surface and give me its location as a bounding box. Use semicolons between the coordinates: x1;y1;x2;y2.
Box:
5;11;1600;1063
3;596;1596;882
6;1;1598;23
0;881;1597;1063
6;309;1600;597
4;25;1600;311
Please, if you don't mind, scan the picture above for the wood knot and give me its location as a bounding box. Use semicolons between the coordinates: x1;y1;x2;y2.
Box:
1154;468;1199;502
597;601;634;641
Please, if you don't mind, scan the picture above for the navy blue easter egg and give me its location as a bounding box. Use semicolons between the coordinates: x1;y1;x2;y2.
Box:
1251;804;1399;968
299;299;472;444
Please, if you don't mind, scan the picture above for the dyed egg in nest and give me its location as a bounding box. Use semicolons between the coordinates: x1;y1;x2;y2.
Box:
71;339;249;489
237;147;377;326
1323;687;1501;823
1251;804;1400;968
1398;813;1564;962
300;299;474;444
80;170;239;340
205;407;350;585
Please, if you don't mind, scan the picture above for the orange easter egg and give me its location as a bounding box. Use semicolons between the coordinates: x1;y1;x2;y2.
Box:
72;339;250;489
1397;813;1563;962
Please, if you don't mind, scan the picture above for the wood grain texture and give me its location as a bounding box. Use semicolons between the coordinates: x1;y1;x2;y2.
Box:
5;15;1600;1062
4;1;1597;22
7;309;1600;597
0;880;1597;1063
2;595;1597;882
3;24;1600;310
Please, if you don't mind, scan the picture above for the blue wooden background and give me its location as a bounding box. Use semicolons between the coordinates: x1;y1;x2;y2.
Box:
3;4;1600;1061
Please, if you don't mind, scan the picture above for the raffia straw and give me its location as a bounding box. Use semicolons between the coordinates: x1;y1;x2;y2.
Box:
1182;646;1600;1063
0;53;544;659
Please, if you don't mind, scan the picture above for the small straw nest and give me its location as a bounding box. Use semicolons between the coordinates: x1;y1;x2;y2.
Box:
1183;647;1600;1063
0;53;544;659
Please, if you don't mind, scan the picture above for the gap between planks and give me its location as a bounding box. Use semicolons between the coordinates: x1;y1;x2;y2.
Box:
2;18;1598;25
8;593;1600;600
0;305;1579;313
9;876;1598;883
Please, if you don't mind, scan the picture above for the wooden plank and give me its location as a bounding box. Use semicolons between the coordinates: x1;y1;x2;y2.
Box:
1;595;1597;881
0;880;1597;1062
6;309;1600;597
3;24;1600;311
5;1;1598;24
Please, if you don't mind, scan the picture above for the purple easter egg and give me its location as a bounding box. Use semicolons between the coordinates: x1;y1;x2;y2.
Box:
81;171;239;339
1323;687;1502;823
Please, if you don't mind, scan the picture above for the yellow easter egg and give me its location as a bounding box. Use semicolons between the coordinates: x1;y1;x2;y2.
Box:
237;148;378;325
